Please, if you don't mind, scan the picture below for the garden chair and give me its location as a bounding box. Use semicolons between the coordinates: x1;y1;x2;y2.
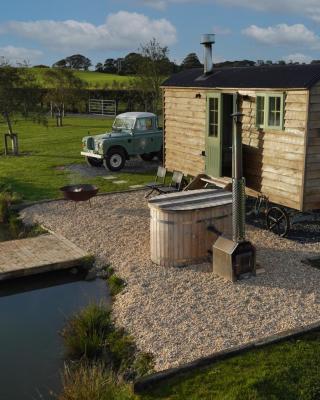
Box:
144;166;167;198
155;170;184;195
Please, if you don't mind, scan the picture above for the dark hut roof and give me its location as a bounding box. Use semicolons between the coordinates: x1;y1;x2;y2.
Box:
162;64;320;89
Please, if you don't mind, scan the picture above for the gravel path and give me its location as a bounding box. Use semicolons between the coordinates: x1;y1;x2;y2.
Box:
21;191;320;371
64;158;159;179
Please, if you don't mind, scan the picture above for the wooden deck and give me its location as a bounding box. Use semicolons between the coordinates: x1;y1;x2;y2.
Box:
0;234;88;281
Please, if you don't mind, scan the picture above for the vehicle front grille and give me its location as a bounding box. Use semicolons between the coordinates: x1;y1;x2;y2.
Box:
87;137;95;150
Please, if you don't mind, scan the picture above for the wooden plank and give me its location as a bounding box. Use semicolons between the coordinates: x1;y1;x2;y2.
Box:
305;178;320;188
242;132;305;145
307;145;320;154
285;119;306;129
285;111;307;121
309;95;320;104
245;156;303;171
285;94;307;103
166;145;203;159
244;147;304;162
165;115;206;126
0;234;88;281
243;141;304;154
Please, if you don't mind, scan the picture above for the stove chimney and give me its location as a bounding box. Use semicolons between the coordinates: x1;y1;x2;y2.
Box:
201;34;215;75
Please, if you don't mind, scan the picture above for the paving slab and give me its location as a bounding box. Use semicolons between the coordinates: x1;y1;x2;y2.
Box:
0;234;88;281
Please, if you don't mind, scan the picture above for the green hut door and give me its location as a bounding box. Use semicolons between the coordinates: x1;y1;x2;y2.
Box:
205;93;222;177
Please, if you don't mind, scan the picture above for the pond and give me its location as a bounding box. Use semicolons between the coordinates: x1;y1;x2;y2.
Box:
0;268;109;399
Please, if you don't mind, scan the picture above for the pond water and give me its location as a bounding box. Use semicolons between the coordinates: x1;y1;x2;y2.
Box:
0;268;109;399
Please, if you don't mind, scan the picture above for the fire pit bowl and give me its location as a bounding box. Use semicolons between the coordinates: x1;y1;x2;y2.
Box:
60;184;99;202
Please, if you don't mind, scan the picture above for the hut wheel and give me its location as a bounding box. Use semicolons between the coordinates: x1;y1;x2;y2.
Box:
266;206;290;237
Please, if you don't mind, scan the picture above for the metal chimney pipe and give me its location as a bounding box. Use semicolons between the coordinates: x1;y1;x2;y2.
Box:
201;34;215;75
231;111;246;243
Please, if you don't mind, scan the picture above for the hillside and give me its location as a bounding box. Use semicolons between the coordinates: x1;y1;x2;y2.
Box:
30;68;133;89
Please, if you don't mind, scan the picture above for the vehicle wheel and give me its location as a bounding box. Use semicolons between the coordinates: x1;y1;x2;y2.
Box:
140;153;155;162
266;206;290;237
104;149;126;171
85;156;103;167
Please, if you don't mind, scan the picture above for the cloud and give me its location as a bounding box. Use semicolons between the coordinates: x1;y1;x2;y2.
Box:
141;0;320;22
0;11;177;53
242;24;320;49
283;53;313;63
0;45;42;65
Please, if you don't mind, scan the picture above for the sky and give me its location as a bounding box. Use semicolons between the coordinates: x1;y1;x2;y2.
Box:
1;0;320;67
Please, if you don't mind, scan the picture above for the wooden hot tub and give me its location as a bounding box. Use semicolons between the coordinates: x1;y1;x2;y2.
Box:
148;189;232;267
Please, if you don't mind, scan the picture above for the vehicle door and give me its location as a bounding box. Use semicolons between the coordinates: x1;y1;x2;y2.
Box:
133;117;158;154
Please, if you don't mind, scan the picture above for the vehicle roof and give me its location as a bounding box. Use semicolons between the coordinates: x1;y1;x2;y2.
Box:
162;64;320;89
116;112;156;118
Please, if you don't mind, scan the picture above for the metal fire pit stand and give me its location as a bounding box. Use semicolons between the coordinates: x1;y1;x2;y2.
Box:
212;112;256;282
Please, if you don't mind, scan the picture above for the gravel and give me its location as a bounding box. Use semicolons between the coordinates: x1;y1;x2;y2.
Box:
64;158;160;179
21;190;320;371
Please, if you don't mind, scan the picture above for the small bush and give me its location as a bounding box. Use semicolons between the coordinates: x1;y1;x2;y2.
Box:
0;189;20;223
62;304;112;359
61;303;154;379
7;213;46;240
108;275;126;296
59;362;137;400
81;255;95;269
132;353;155;377
106;329;136;372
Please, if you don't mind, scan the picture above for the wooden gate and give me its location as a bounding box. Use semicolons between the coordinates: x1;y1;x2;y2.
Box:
88;99;116;117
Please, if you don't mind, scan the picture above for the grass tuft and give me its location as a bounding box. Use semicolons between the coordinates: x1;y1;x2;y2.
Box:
59;362;137;400
62;303;112;359
108;274;126;296
61;303;154;379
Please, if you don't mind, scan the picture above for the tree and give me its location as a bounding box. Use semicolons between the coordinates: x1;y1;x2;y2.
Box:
33;64;49;68
181;53;202;69
121;53;144;75
0;64;45;155
44;69;86;127
65;54;92;70
103;58;117;73
52;59;67;68
134;39;172;113
95;62;104;72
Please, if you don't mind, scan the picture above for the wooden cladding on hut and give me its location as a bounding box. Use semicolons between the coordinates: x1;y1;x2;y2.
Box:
162;82;320;211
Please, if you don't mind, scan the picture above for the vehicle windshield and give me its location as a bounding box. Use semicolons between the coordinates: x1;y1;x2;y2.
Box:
112;117;135;132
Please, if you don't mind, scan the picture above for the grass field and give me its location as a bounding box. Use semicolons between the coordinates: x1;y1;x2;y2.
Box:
31;67;133;89
141;331;320;400
0;116;154;201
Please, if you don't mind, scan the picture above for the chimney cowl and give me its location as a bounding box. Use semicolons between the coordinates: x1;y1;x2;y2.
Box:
201;34;215;75
201;33;215;45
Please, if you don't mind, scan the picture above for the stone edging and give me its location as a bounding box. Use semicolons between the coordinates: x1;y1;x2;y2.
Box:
133;319;320;393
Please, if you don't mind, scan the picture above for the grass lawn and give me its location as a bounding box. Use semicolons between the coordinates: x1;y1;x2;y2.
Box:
0;116;155;201
31;67;133;89
140;331;320;400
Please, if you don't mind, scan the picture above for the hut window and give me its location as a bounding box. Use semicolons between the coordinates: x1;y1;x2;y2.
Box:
256;96;265;126
256;93;284;130
208;97;219;137
268;96;282;127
